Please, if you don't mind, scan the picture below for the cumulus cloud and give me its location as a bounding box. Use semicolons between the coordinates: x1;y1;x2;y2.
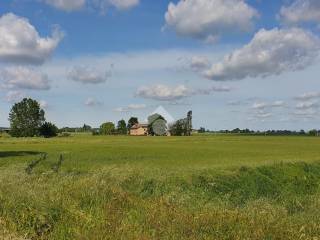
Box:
136;84;189;101
84;97;103;106
193;85;232;95
136;84;232;101
42;0;139;12
164;0;258;41
251;100;285;110
205;28;320;81
0;67;50;90
68;66;110;84
0;13;63;65
280;0;320;25
190;56;210;71
43;0;85;11
295;92;320;101
107;0;139;10
114;103;146;112
5;90;25;103
296;101;319;110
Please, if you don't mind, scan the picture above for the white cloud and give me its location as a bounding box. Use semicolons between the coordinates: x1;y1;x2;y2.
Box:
136;84;232;101
164;0;258;41
0;67;50;90
43;0;85;11
0;13;63;65
296;101;319;110
252;102;268;110
205;28;320;81
271;101;286;107
255;112;272;119
42;0;139;12
136;84;189;101
108;0;139;10
292;109;317;119
84;97;103;106
295;92;320;101
251;100;285;110
5;90;25;103
193;85;232;95
68;66;110;84
114;103;146;112
90;0;139;13
190;56;210;71
280;0;320;25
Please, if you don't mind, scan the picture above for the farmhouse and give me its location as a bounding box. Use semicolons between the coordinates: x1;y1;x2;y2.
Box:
130;123;148;136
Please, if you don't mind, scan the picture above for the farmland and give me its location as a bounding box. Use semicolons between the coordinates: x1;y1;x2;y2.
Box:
1;134;320;239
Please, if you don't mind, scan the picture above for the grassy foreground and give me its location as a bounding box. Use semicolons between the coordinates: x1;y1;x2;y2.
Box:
1;134;320;239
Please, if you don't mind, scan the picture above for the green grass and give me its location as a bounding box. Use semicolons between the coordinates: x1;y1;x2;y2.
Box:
1;134;320;239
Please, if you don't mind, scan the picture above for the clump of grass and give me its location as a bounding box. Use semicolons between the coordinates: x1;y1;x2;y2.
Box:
25;153;47;174
51;154;64;173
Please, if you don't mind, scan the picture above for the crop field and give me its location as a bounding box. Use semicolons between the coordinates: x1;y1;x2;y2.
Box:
1;134;320;239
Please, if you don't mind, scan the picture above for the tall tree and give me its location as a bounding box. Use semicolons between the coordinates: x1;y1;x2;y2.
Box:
117;119;127;135
100;122;115;135
148;114;167;136
82;124;92;132
127;117;139;129
9;98;45;137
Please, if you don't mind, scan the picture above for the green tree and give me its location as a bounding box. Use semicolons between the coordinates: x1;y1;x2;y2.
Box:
117;119;127;135
148;114;167;136
127;117;139;129
9;98;45;137
198;127;206;133
100;122;115;135
169;120;184;136
82;124;92;132
39;122;58;138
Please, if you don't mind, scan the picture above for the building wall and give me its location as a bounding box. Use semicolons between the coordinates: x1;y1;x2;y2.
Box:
130;127;148;136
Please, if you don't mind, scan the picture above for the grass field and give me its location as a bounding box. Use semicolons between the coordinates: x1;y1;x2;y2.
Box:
1;134;320;239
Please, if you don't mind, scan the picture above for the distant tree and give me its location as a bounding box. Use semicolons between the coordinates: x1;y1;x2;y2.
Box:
148;114;167;136
100;122;115;135
82;124;92;132
309;129;318;136
169;120;184;136
198;127;206;133
117;119;127;135
9;98;45;137
39;122;58;138
127;117;139;129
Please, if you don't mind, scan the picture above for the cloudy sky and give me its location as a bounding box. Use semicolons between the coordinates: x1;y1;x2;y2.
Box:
1;0;320;130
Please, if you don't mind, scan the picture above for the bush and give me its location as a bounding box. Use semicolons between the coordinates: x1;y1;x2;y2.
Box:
58;132;71;137
39;122;58;138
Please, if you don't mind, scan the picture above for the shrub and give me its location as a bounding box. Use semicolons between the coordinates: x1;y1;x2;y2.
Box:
39;122;58;138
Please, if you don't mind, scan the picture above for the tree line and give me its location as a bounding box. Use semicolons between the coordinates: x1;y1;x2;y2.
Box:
4;98;171;137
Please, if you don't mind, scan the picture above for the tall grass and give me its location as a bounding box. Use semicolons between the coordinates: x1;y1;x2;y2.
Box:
1;135;320;239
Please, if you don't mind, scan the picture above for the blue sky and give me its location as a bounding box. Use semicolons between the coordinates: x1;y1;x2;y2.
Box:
1;0;320;130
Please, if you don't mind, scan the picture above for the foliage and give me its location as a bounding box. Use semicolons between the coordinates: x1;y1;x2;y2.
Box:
148;113;167;136
9;98;45;137
127;117;138;129
81;124;92;132
39;122;58;138
198;127;206;133
117;119;127;135
169;120;184;136
100;122;115;135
